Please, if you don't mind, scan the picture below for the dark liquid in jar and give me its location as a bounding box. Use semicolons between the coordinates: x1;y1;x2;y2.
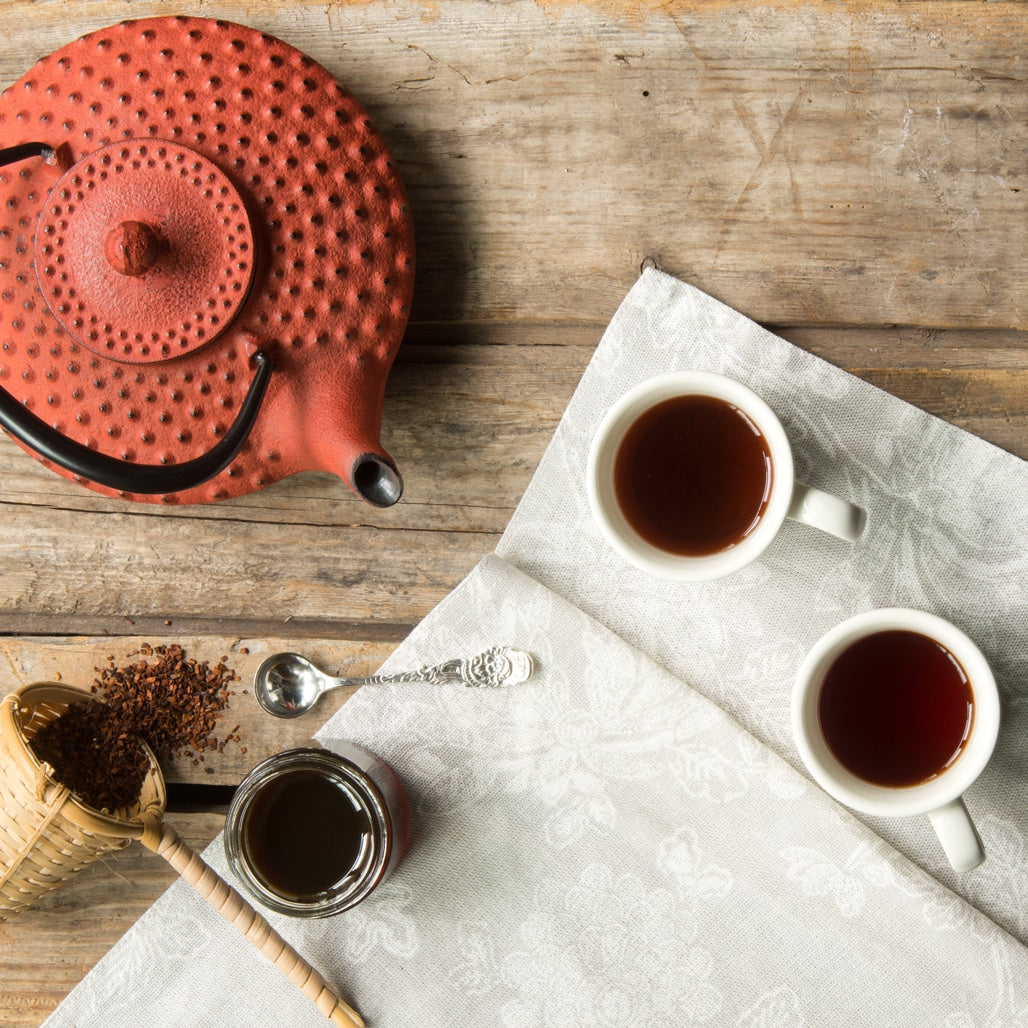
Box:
818;630;974;788
243;768;372;900
613;394;773;556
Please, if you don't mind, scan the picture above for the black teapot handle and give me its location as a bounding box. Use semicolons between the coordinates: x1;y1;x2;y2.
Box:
0;142;273;495
0;351;272;495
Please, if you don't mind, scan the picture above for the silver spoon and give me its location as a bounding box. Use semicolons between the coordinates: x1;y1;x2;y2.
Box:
254;646;535;718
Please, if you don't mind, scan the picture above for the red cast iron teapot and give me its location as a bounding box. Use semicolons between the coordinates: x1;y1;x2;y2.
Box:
0;16;415;505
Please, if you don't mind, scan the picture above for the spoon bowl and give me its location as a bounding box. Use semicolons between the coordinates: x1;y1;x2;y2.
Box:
255;646;535;718
255;653;326;718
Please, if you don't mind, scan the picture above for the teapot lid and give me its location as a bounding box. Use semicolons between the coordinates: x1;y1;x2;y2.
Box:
37;139;256;362
0;16;415;505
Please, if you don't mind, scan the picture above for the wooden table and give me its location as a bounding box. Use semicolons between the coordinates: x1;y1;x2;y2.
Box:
0;1;1024;1022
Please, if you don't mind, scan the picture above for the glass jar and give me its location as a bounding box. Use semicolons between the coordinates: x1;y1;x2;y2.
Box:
224;744;410;917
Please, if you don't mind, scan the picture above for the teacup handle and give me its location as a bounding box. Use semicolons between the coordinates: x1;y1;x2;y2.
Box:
927;798;986;872
787;483;866;542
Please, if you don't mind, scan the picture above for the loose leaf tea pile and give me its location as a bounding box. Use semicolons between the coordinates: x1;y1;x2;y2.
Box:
29;699;150;813
28;644;240;813
92;643;240;762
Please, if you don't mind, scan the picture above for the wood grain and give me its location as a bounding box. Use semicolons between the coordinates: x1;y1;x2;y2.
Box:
0;0;1024;1023
0;0;1024;332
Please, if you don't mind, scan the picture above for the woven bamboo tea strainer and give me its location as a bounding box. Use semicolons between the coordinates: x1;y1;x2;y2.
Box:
0;683;364;1028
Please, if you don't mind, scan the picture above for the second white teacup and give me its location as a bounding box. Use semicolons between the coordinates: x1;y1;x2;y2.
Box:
792;608;1000;872
586;371;865;581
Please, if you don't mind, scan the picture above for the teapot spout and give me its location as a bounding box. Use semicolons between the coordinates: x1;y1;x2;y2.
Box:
282;333;406;506
302;399;403;507
351;452;403;507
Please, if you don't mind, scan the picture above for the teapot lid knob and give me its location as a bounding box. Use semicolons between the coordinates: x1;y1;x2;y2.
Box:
103;220;164;278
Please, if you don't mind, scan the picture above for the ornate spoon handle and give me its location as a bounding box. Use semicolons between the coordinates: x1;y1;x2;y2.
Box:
340;646;534;689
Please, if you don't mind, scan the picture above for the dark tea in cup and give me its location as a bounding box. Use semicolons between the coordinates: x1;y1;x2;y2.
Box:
817;630;974;788
613;394;772;556
587;371;864;581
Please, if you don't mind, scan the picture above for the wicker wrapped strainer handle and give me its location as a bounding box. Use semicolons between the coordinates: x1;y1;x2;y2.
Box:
139;816;364;1028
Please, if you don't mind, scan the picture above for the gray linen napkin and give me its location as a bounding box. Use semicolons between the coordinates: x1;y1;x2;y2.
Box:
43;270;1028;1026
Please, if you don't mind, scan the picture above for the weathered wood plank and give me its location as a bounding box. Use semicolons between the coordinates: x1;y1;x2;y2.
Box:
0;509;490;624
0;1;1023;330
0;634;400;781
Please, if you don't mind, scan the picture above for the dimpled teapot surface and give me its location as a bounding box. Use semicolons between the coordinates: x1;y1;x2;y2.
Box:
0;16;415;505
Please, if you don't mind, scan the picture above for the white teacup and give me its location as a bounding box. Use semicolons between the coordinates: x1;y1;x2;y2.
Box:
792;608;1000;872
586;371;865;581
